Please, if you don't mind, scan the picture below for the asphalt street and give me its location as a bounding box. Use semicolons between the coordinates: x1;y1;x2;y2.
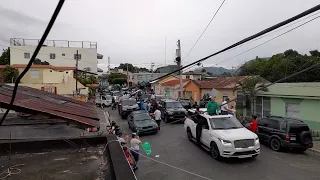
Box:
106;107;320;180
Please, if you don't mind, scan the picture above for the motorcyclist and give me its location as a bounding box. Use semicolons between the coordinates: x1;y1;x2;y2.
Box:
111;97;116;110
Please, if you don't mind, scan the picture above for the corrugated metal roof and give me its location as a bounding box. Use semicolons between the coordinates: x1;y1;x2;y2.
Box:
0;85;99;127
256;82;320;99
193;76;248;89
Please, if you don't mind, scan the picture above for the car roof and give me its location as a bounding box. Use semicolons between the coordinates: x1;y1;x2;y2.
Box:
188;108;207;113
161;99;178;102
264;116;304;123
131;110;149;114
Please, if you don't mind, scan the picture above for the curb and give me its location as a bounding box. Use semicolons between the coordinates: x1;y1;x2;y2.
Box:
308;148;320;155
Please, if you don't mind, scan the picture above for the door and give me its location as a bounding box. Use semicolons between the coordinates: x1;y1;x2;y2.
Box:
265;119;281;141
199;116;211;146
286;103;300;118
257;118;270;142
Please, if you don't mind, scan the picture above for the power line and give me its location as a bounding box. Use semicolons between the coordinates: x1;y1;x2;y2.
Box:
214;15;320;66
151;4;320;83
183;0;226;62
0;0;65;126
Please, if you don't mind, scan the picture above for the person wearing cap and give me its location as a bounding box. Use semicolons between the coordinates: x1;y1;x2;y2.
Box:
206;96;219;116
221;97;232;115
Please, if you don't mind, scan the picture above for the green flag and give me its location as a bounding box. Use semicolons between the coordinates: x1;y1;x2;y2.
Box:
142;141;152;155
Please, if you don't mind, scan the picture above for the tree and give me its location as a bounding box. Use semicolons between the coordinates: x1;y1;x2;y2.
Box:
117;63;151;73
0;48;10;65
238;49;320;82
0;66;19;83
82;67;91;78
110;78;126;85
235;76;267;115
107;73;127;84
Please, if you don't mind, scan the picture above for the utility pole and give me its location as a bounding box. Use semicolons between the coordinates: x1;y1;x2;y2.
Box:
75;50;79;96
175;39;183;98
165;36;167;66
107;57;110;74
126;63;129;87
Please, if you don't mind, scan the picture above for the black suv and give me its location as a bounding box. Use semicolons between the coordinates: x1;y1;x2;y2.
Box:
118;99;139;119
177;98;192;109
257;116;313;152
159;99;187;123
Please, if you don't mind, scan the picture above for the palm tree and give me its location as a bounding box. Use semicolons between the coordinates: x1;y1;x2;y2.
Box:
235;76;268;115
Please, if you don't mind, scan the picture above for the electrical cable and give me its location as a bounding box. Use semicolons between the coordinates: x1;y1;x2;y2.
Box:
150;4;320;83
183;0;226;62
134;150;214;180
214;15;320;66
0;0;65;126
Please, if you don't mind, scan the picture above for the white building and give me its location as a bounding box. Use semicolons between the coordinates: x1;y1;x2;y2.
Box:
10;38;102;73
132;73;166;84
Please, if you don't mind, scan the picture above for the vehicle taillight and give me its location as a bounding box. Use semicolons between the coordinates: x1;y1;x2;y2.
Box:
285;134;290;142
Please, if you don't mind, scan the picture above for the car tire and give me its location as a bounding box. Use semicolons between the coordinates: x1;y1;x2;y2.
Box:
121;113;125;119
187;128;192;141
102;104;106;108
210;142;221;161
270;138;281;151
252;154;258;159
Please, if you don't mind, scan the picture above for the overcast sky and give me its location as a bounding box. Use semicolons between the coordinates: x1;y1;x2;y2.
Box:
1;0;320;71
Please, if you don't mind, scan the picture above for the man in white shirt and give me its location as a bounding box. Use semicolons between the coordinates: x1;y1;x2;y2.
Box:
221;97;232;115
154;108;161;130
151;94;155;100
130;133;141;170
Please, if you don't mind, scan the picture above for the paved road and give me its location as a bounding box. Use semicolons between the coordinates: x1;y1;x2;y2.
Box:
106;108;320;180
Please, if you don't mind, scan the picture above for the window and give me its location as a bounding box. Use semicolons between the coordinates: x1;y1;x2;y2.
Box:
256;96;263;118
280;122;287;131
102;96;107;100
263;97;271;117
50;53;56;59
186;75;190;79
62;53;65;56
30;70;39;78
24;53;30;59
209;117;243;129
74;54;82;60
222;96;228;101
258;118;269;127
286;103;300;118
268;119;280;129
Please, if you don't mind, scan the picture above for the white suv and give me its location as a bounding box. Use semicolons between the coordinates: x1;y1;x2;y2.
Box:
184;109;260;160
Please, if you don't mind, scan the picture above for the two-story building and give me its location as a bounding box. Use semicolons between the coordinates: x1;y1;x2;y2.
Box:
10;38;102;73
0;64;88;95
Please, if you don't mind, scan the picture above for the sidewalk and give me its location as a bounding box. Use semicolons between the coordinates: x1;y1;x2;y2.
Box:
310;140;320;154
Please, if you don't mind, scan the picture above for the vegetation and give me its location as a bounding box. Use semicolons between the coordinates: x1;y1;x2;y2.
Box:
77;75;97;86
0;66;19;83
0;48;10;65
107;73;127;85
238;49;320;82
116;63;150;73
235;76;268;114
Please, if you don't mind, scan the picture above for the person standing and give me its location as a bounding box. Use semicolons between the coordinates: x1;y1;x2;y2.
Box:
221;97;232;115
154;108;161;130
250;115;258;133
130;133;141;170
206;96;219;115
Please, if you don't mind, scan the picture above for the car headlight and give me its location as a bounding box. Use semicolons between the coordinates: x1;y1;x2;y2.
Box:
255;138;260;145
167;111;173;115
219;138;232;146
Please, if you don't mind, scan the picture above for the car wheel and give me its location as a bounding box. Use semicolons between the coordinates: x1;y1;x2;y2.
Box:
102;104;106;108
252;154;258;159
210;142;221;161
270;138;281;151
187;128;192;141
121;113;125;119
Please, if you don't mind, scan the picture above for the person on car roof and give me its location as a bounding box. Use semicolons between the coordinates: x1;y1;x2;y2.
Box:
206;96;219;115
196;112;206;146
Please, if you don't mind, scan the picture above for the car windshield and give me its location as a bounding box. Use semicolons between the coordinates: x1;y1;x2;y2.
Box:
122;100;136;106
166;102;183;108
133;113;151;121
180;100;190;104
113;92;121;96
209;117;243;129
106;95;112;100
142;94;151;98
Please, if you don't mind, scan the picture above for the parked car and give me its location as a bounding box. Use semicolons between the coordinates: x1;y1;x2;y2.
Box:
140;93;151;102
95;95;112;108
118;99;139;119
155;95;167;103
199;99;207;108
159;99;187;123
178;98;192;109
257;116;313;152
127;110;158;134
184;110;260;160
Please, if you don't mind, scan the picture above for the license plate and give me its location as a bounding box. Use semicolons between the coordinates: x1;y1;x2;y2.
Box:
290;137;296;141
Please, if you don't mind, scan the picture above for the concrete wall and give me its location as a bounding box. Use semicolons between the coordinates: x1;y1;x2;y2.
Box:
10;46;97;73
132;73;166;84
270;97;320;130
201;88;236;107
